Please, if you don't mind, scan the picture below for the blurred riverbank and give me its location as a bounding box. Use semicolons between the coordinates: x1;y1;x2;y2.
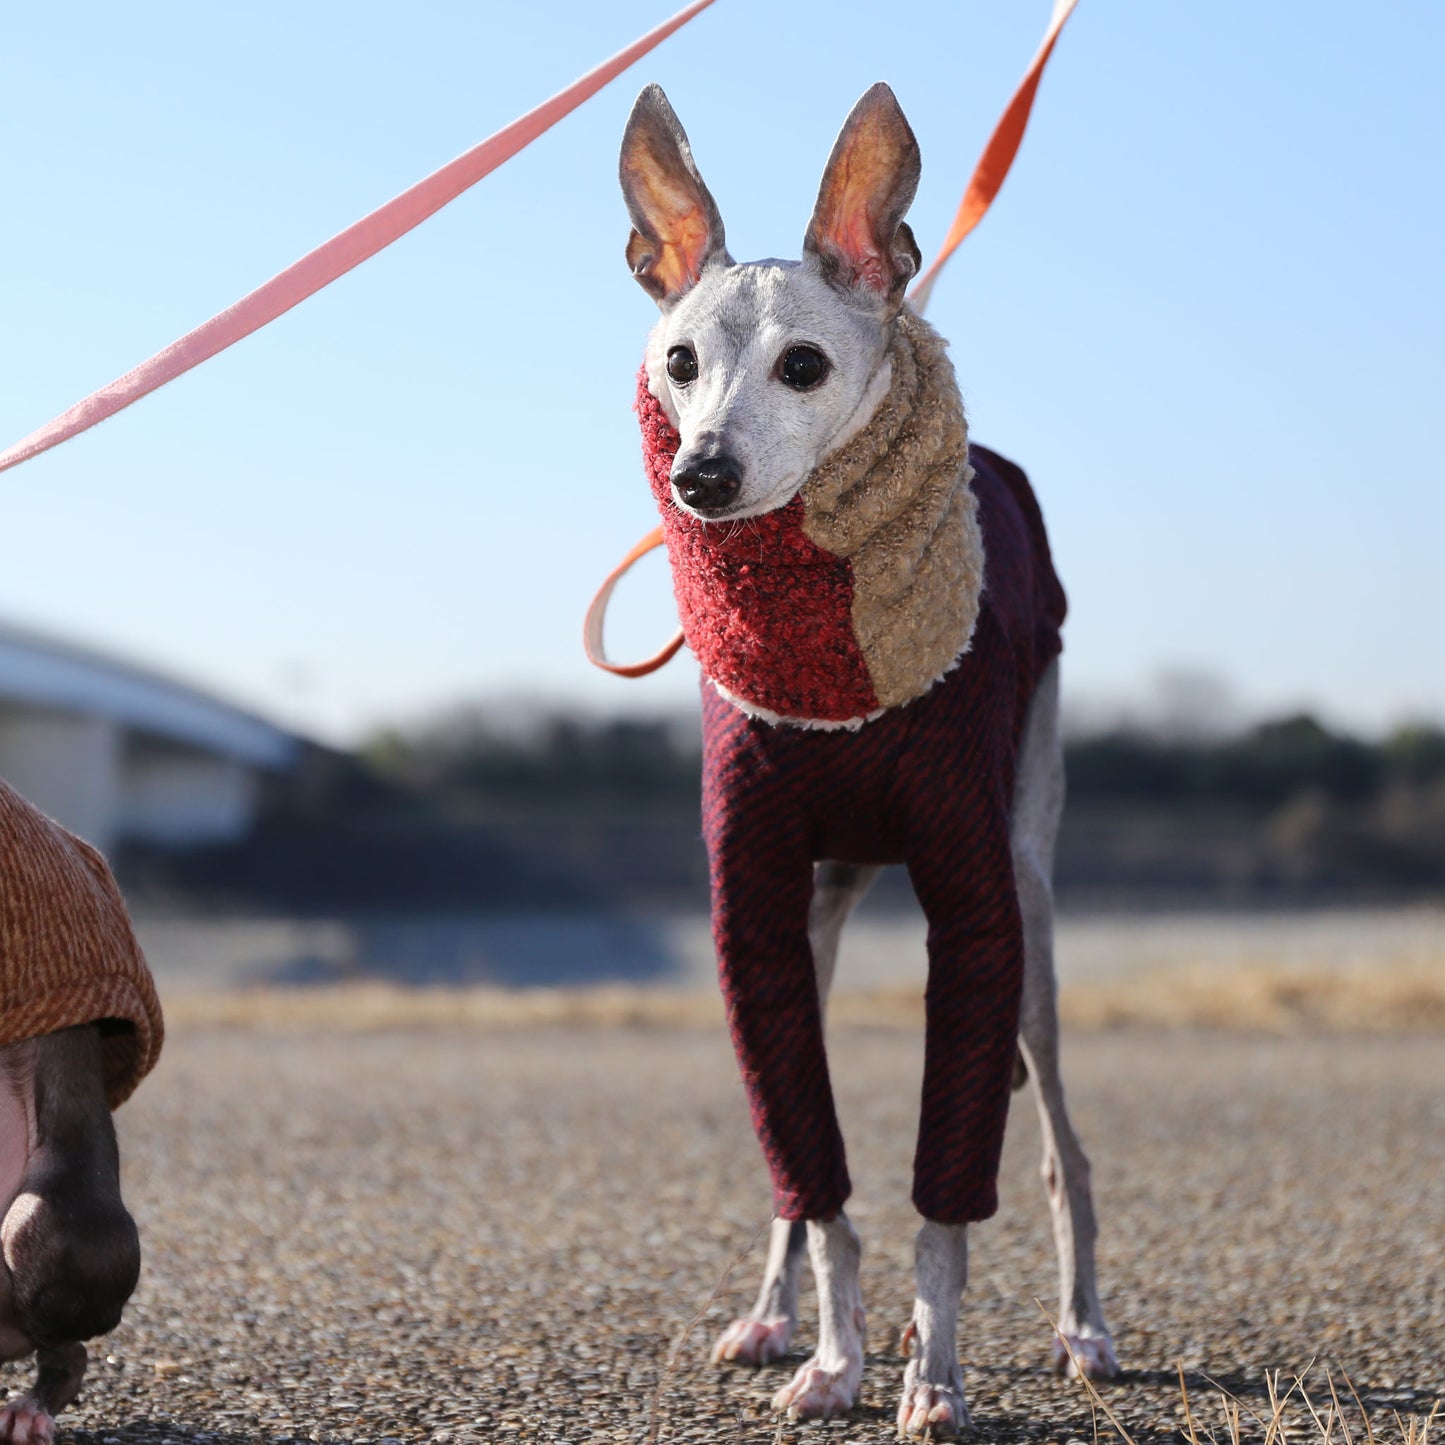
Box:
135;900;1445;1008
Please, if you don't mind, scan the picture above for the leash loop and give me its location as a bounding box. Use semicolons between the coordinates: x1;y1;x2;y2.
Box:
582;526;686;677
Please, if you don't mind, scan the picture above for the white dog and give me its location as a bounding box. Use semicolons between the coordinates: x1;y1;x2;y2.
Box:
618;81;1118;1436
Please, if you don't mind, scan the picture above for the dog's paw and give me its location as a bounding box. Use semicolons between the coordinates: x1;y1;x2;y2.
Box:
896;1356;970;1438
0;1396;56;1445
771;1354;862;1420
711;1313;794;1366
1050;1330;1119;1381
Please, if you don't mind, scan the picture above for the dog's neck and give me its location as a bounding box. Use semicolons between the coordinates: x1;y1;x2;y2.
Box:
640;307;983;728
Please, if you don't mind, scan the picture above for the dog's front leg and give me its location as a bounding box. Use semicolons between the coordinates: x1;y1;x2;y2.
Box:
0;1028;140;1445
771;1214;866;1420
713;862;879;1368
898;1221;970;1437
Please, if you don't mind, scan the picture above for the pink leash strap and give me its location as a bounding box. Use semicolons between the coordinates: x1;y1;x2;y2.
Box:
0;0;717;477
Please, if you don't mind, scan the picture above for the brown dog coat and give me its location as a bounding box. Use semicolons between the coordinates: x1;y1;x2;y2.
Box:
0;778;163;1108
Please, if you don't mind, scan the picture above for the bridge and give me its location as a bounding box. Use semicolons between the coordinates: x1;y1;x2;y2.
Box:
0;619;303;855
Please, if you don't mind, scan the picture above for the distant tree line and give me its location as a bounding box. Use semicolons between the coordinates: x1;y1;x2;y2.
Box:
356;706;1445;899
1066;714;1445;807
131;706;1445;907
363;707;704;811
365;705;1445;811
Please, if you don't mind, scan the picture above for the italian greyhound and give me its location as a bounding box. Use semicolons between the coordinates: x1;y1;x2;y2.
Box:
618;81;1118;1435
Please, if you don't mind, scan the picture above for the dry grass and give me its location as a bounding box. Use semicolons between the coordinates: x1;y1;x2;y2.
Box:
160;958;1445;1035
1063;1348;1437;1445
1058;960;1445;1034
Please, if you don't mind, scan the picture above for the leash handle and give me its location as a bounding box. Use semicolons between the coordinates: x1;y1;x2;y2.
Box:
0;0;717;477
583;525;686;678
909;0;1079;314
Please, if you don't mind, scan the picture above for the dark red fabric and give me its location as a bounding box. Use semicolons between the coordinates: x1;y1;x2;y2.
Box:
637;371;880;720
639;371;1067;1225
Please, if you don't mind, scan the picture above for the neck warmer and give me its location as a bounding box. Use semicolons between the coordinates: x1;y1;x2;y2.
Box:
639;307;983;728
0;778;163;1108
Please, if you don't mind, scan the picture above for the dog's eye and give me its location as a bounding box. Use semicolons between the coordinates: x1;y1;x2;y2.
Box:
667;346;698;385
779;346;829;391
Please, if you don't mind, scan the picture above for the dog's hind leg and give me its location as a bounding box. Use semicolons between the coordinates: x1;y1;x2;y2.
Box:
711;863;879;1369
711;1218;806;1366
1010;661;1118;1379
807;863;879;1008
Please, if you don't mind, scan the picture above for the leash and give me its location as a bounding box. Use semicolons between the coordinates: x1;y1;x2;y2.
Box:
582;526;686;678
583;0;1080;678
0;0;716;477
909;0;1079;313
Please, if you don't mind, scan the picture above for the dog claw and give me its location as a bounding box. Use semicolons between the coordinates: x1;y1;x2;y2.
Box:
772;1359;860;1420
1051;1331;1119;1380
0;1397;56;1445
711;1314;794;1366
896;1356;969;1439
897;1385;969;1439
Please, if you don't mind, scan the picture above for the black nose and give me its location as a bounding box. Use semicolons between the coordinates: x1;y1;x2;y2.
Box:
672;455;742;514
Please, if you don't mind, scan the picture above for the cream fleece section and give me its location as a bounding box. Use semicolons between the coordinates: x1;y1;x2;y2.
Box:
800;306;982;710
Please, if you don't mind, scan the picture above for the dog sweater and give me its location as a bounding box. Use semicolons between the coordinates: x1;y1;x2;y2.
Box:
0;778;164;1108
640;317;1066;1223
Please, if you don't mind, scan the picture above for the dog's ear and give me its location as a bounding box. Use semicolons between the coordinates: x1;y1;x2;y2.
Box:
804;83;922;308
619;84;727;308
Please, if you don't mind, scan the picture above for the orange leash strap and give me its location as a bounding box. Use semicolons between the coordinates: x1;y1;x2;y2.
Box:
587;0;1079;677
909;0;1079;313
582;526;686;677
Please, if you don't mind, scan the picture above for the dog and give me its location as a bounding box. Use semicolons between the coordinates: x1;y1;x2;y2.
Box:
618;82;1117;1434
0;780;162;1443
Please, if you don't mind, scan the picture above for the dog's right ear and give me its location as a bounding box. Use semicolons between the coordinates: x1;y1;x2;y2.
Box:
619;84;727;308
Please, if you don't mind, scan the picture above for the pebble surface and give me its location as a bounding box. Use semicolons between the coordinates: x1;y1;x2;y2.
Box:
23;1025;1443;1444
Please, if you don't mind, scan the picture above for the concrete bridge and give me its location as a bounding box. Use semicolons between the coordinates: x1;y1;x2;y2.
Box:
0;620;303;854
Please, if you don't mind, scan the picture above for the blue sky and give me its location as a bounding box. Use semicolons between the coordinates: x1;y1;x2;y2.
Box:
3;1;1441;743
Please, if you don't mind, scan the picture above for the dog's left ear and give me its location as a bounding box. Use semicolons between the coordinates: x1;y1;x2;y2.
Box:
620;84;728;308
804;83;922;309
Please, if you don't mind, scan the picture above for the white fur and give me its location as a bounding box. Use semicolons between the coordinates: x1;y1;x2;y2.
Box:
645;260;893;521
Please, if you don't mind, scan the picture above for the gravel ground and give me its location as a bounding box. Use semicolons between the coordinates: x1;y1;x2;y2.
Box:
22;1025;1443;1445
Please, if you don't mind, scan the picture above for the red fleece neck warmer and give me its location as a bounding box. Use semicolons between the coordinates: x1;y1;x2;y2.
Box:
638;372;880;725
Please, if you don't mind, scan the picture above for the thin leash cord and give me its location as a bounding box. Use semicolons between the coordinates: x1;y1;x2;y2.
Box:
584;0;1081;677
0;0;717;477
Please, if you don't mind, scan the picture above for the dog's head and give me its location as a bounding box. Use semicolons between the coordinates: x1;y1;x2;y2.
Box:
620;83;922;521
